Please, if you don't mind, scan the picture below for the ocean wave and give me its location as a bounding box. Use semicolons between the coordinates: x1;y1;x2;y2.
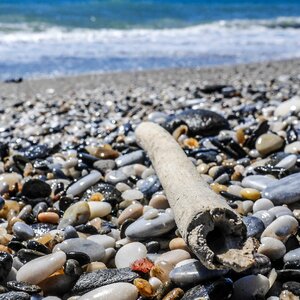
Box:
0;16;300;79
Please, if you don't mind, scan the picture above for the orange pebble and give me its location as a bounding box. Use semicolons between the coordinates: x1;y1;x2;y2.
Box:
38;212;59;224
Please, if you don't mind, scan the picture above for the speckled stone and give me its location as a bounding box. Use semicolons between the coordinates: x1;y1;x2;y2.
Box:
72;268;139;295
243;216;265;238
0;291;30;300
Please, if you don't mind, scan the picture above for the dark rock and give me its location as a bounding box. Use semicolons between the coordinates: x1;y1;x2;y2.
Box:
17;249;45;264
66;251;90;266
30;223;56;237
181;278;233;300
243;216;265;238
163;109;229;136
6;281;41;294
81;182;122;203
64;259;83;278
72;267;139;295
0;252;13;282
283;281;300;296
21;179;51;199
22;145;49;160
26;240;51;254
64;225;79;240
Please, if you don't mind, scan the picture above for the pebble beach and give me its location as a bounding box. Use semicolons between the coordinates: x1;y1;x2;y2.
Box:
1;59;300;300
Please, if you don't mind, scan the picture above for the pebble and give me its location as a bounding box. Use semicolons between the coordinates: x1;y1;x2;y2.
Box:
115;242;147;268
253;210;275;227
0;291;30;300
274;96;300;117
0;252;13;282
243;216;265;238
16;251;66;285
155;249;191;265
258;237;286;260
72;268;139;295
275;154;297;169
240;188;261;200
149;194;170;209
37;212;59;224
253;198;274;213
53;238;105;262
88;201;112;219
58;201;90;229
115;150;144;168
255;133;284;156
233;274;269;300
169;237;189;251
285;141;300;154
242;175;277;191
78;282;138;300
261;215;298;242
262;173;300;204
66;171;102;196
105;170;128;184
12;222;34;241
118;203;143;225
121;189;144;201
169;260;227;286
125;210;175;240
87;235;116;249
284;248;300;263
21;179;51;199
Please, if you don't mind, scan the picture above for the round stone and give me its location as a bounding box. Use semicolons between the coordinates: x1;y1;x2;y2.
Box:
258;237;286;260
12;222;35;241
255;133;284;156
253;198;274;213
115;242;147;269
240;188;261;201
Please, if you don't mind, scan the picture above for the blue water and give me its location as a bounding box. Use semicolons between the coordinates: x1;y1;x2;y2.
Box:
1;0;300;79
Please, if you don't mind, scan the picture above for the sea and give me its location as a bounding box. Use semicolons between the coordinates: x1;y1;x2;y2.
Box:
1;0;300;80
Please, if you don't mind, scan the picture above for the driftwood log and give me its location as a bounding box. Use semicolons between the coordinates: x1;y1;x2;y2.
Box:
135;122;255;272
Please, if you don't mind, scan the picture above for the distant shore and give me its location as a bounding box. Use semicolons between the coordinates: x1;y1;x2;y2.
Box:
1;58;300;108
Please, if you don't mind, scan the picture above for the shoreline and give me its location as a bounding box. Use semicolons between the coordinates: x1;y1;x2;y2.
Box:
1;58;300;107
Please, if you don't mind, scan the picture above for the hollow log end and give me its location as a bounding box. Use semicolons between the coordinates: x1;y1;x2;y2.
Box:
186;208;256;272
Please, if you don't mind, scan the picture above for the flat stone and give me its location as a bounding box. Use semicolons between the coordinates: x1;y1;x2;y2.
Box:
16;251;66;285
93;159;116;172
53;238;105;262
255;133;284;156
262;173;300;204
115;150;144;168
125;210;175;240
169;260;227;287
121;189;144;201
118;203;143;225
78;282;138;300
242;175;277;191
115;242;147;269
105;170;128;184
72;268;139;295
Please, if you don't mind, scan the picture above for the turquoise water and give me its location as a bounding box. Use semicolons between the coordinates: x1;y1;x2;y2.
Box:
1;0;300;79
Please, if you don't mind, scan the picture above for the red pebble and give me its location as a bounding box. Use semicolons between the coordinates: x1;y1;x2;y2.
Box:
131;258;154;273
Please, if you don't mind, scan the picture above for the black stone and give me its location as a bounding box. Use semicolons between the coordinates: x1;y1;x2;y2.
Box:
64;259;83;278
6;281;41;294
277;269;300;281
26;240;51;254
182;278;233;300
75;224;98;235
0;252;12;282
81;182;122;203
283;281;300;296
17;249;45;264
22;144;49;160
72;268;139;295
164;109;229;136
21;179;51;199
66;252;90;266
